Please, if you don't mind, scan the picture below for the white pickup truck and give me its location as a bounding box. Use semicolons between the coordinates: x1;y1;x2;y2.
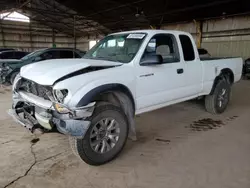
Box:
9;30;242;165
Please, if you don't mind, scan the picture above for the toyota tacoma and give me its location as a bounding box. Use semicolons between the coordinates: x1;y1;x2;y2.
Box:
9;30;243;165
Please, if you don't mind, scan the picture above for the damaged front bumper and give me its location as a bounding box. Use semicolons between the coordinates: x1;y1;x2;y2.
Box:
9;90;95;138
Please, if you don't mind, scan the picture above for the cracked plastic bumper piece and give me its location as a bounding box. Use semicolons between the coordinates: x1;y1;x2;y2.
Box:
52;118;91;138
8;107;38;131
8;108;33;130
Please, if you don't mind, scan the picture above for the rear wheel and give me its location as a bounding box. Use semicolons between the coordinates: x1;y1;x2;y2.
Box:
205;78;231;114
69;103;129;165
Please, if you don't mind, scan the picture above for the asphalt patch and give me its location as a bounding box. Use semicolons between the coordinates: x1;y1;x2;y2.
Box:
30;138;40;144
155;138;171;143
189;118;224;131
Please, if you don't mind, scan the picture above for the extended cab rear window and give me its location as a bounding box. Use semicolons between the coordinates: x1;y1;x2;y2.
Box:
179;35;195;61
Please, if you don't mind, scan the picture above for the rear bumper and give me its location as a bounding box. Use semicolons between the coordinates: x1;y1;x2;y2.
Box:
9;90;95;138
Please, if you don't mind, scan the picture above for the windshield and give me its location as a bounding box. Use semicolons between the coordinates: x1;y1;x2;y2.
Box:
21;49;43;60
84;33;146;63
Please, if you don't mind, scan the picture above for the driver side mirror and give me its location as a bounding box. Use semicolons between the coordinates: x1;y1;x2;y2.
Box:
140;54;163;66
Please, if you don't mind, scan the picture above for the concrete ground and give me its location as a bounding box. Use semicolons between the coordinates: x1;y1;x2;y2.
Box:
0;81;250;188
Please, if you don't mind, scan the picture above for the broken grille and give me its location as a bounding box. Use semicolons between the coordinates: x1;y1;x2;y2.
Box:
18;78;53;101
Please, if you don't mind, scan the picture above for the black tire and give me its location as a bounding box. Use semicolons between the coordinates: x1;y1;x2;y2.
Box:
69;136;81;158
69;103;129;166
205;78;231;114
10;72;19;85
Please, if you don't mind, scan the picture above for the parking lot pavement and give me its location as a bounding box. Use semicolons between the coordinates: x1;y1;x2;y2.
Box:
0;81;250;188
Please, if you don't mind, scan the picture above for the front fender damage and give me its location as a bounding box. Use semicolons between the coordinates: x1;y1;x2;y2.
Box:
52;102;95;138
52;119;91;138
112;92;137;141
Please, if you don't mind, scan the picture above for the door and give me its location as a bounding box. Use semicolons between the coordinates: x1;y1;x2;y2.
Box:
136;34;187;111
179;35;203;96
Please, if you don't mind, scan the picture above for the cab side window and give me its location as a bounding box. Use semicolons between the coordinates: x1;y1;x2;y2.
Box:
179;35;195;61
142;34;180;64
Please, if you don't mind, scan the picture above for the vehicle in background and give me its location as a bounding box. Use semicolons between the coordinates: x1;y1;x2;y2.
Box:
0;48;82;84
198;48;211;58
79;50;87;57
0;48;15;52
243;58;250;78
0;50;29;59
9;30;242;165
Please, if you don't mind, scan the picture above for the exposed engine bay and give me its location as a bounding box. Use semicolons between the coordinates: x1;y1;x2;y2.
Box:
16;78;53;100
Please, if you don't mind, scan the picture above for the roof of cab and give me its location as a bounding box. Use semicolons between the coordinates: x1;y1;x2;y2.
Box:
110;29;190;36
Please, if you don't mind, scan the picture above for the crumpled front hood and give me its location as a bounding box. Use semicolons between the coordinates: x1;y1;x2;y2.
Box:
20;58;122;85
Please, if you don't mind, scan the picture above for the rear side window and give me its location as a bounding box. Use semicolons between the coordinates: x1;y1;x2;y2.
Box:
179;35;195;61
59;50;74;58
15;52;27;59
40;50;59;60
1;52;14;59
73;52;81;58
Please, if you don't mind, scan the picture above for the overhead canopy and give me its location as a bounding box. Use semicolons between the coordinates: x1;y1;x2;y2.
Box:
58;0;250;29
1;0;249;37
0;0;110;37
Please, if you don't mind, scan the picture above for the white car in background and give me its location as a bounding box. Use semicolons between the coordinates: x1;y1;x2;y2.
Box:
9;30;242;165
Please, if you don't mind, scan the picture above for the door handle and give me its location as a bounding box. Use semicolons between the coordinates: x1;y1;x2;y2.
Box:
177;68;184;74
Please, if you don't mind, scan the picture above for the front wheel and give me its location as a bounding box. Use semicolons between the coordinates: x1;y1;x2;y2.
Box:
10;72;19;85
69;103;129;165
205;78;231;114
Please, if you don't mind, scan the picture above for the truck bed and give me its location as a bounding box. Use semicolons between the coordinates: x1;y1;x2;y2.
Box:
201;57;242;92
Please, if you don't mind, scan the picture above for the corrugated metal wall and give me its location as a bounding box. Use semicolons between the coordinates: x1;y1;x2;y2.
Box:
162;15;250;59
0;20;90;52
76;37;91;51
161;22;198;42
202;16;250;59
2;15;250;57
